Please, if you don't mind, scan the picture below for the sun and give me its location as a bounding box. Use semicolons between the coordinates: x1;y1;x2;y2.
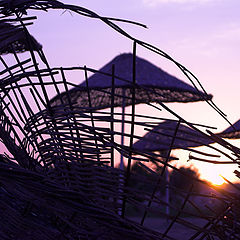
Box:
206;172;225;186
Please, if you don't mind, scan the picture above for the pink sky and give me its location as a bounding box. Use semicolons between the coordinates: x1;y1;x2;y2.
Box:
3;0;240;183
28;0;240;127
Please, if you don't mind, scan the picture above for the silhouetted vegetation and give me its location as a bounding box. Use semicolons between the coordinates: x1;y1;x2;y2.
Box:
170;166;200;193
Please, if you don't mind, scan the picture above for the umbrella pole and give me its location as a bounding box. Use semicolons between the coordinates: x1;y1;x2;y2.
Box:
120;88;126;171
165;166;170;222
118;88;126;215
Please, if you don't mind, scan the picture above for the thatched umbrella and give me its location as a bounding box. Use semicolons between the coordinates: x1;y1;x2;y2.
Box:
133;120;212;152
0;22;42;54
133;119;212;219
133;118;240;153
218;119;240;139
50;53;212;109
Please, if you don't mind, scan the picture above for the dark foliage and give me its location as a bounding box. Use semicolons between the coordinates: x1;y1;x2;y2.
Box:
170;166;200;192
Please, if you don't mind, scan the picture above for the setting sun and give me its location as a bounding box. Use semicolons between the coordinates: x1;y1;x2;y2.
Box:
173;148;240;186
206;173;225;186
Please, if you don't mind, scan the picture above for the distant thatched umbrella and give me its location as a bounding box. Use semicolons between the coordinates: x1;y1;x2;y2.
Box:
218;119;240;139
133;120;212;152
50;53;212;109
133;118;240;152
0;22;42;54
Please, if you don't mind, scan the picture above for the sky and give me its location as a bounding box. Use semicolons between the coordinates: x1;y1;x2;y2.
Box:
3;0;240;184
27;0;240;126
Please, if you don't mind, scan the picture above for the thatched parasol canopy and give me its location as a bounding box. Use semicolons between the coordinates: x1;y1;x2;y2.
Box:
50;53;212;109
218;119;240;139
0;22;42;54
133;120;212;152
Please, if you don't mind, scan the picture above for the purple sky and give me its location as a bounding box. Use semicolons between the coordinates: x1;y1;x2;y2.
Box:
8;0;240;183
29;0;240;126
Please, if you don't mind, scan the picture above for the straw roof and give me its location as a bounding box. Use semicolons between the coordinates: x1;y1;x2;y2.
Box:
50;53;213;109
133;120;212;152
218;119;240;139
0;22;42;54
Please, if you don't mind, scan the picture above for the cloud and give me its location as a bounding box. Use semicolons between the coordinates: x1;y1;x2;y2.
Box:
143;0;214;7
214;24;240;41
175;23;240;58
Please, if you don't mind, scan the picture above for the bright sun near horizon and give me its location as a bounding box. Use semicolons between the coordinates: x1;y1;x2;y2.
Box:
203;172;225;186
171;147;239;186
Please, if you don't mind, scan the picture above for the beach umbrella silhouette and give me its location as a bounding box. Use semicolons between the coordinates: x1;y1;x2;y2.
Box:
51;53;212;108
0;22;42;54
133;118;240;152
50;53;213;167
133;119;212;152
218;119;240;139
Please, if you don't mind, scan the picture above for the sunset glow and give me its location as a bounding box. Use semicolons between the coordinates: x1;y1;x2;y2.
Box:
206;173;225;186
170;146;239;185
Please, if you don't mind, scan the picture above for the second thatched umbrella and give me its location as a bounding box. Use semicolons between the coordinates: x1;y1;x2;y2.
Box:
133;119;213;220
0;22;42;54
133;120;212;152
218;119;240;139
